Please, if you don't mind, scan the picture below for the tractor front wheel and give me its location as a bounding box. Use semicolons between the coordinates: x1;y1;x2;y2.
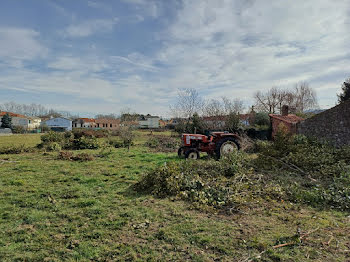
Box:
185;149;200;160
178;147;186;158
215;137;240;159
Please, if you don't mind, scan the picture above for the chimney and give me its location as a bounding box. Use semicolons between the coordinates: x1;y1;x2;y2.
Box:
281;105;289;116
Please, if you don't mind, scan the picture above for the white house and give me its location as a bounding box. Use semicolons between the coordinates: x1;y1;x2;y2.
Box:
42;117;72;131
138;115;160;128
27;117;41;130
0;112;34;129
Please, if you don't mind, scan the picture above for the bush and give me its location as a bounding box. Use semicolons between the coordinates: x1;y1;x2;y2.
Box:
45;142;62;151
254;112;270;126
144;136;180;152
0;144;33;154
108;138;125;148
73;136;101;149
39;130;103;150
72;128;110;138
11;126;26;134
41;131;65;144
58;151;95;161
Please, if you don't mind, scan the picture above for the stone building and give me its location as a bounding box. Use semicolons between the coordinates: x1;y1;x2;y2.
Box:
298;99;350;147
269;105;304;138
95;118;121;130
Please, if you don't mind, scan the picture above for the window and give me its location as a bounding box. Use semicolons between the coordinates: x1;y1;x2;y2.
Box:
110;124;112;128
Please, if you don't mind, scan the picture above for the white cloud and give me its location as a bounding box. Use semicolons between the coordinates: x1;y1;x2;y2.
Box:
2;1;350;115
154;0;350;108
0;27;47;67
64;18;118;37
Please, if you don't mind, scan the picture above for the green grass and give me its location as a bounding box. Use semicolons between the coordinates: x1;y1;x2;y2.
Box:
0;134;42;148
0;131;349;261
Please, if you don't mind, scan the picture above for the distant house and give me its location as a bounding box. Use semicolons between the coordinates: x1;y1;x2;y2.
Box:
42;117;72;131
138;115;160;129
202;116;227;130
27;117;41;130
0;112;40;130
72;118;96;128
269;106;304;138
159;119;167;128
298;99;350;147
95;118;120;130
239;113;255;126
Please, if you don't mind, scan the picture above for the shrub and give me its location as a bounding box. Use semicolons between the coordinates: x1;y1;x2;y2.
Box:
73;136;101;149
11;126;26;134
45;142;62;151
58;151;95;161
72;129;110;138
254;112;270;126
108;138;124;148
40;131;64;144
39;130;102;150
0;144;33;154
144;136;180;152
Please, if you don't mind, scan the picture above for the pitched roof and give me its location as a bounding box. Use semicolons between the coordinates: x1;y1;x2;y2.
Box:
0;111;28;118
269;114;304;124
78;118;95;123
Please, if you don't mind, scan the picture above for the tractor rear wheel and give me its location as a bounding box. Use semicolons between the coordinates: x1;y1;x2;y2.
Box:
178;147;186;158
215;137;240;159
185;149;200;160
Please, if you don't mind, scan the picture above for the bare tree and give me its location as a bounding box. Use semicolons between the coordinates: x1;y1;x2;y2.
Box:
203;97;245;116
222;97;245;114
293;82;318;112
170;88;204;119
254;87;280;113
254;83;317;114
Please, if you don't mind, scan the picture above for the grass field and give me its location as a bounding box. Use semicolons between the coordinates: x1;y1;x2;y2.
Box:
0;131;349;261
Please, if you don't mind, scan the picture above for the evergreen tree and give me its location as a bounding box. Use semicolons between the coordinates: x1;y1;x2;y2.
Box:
190;113;205;134
225;112;241;133
338;79;350;104
1;113;12;128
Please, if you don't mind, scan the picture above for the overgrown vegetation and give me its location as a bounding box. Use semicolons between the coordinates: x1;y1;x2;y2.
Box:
253;131;350;210
1;130;349;261
145;135;180;152
138;130;350;212
38;131;102;151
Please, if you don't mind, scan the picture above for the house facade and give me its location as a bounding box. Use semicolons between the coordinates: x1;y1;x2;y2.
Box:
42;117;72;131
72;118;96;128
269;106;304;138
298;99;350;147
138;115;160;128
27;117;41;129
95;118;120;130
0;112;39;129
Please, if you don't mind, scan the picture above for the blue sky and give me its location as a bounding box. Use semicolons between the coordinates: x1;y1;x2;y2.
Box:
0;0;349;117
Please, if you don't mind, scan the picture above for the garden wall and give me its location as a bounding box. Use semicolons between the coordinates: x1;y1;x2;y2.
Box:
298;99;350;147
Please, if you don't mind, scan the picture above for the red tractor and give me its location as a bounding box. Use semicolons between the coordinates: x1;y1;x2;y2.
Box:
178;132;241;159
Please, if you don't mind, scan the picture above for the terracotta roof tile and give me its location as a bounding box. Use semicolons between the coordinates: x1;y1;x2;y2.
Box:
269;114;304;124
0;111;28;118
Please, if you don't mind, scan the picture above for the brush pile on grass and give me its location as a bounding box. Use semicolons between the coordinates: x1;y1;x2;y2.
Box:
135;152;285;213
0;144;34;154
144;135;180;153
58;151;95;161
38;131;103;151
137;131;350;212
252;131;350;210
